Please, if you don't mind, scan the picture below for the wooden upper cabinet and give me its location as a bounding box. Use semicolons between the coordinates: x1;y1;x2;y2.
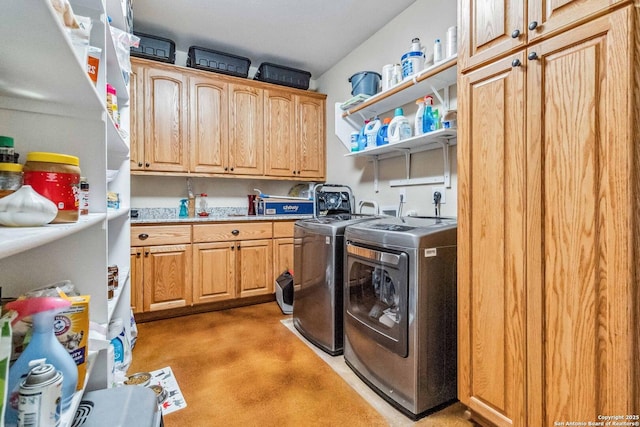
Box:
189;74;229;174
527;0;627;43
144;64;189;172
264;90;326;180
296;95;325;180
459;0;627;72
129;61;145;171
458;0;526;71
229;83;264;175
264;89;296;177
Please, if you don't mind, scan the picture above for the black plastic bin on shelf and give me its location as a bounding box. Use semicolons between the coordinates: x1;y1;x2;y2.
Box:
186;46;251;78
254;62;311;90
130;32;176;63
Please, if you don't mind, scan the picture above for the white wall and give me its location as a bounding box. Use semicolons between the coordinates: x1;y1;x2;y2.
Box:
317;0;458;217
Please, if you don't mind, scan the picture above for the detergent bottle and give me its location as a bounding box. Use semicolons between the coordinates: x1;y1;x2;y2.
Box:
377;117;392;146
415;98;425;136
358;120;369;151
422;95;436;133
387;108;412;143
5;297;78;424
364;117;381;149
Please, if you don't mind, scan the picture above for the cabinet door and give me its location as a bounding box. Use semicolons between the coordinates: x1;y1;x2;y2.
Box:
458;0;526;71
193;242;236;304
189;74;229;174
458;52;527;427
130;61;145;171
145;66;189;172
528;0;627;43
264;89;296;177
142;244;192;311
229;84;264;175
130;248;144;314
296;95;325;180
526;8;637;424
237;239;273;298
273;238;294;280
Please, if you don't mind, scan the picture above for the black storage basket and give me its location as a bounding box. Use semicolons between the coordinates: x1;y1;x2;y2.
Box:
130;32;176;64
186;46;251;78
254;62;311;90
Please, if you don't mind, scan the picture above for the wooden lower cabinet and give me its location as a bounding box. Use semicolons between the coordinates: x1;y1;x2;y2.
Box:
272;221;295;280
131;225;193;312
130;247;144;314
133;221;297;314
193;222;274;301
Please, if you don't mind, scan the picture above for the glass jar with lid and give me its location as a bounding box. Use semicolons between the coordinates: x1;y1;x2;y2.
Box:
0;162;23;198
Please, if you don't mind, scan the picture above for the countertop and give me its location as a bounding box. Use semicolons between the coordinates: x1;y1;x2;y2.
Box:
130;207;312;225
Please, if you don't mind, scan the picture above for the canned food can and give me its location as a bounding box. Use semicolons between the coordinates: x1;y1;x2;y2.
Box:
18;362;62;427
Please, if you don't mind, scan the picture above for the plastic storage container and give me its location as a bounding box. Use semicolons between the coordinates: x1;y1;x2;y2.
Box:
349;71;381;96
23;152;81;223
0;162;22;198
254;62;312;90
187;46;251;78
130;32;176;63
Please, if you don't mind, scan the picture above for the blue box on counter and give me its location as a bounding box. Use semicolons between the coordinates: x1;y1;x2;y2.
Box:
258;200;314;215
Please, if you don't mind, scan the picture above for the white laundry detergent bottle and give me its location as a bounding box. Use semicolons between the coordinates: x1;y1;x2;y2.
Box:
415;98;425;136
387;108;412;143
364;117;381;149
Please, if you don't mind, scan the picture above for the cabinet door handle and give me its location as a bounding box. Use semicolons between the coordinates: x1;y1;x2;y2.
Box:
511;58;522;67
224;167;228;171
236;244;240;250
136;252;141;258
231;245;235;250
145;162;150;167
230;167;234;171
137;162;143;167
528;52;539;61
231;229;240;236
511;29;520;39
144;251;149;257
138;233;149;240
528;21;538;31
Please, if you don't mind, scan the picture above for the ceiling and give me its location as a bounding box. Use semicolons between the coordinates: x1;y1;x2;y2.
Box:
130;0;417;78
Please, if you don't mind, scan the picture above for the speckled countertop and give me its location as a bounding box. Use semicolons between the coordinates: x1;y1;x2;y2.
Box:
130;207;312;224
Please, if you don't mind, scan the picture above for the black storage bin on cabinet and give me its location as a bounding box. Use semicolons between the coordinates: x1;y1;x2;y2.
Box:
130;32;176;63
186;46;251;78
254;62;311;90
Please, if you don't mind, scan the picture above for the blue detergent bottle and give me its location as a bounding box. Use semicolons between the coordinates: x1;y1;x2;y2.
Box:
358;120;369;151
377;117;391;146
5;297;78;425
422;95;435;133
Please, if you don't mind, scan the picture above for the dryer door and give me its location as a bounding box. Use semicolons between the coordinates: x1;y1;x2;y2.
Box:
345;241;409;357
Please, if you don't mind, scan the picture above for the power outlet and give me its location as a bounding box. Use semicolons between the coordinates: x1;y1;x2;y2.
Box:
431;187;446;204
399;187;407;203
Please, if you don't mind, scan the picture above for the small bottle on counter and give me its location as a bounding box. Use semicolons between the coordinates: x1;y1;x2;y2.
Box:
198;193;209;217
79;177;89;215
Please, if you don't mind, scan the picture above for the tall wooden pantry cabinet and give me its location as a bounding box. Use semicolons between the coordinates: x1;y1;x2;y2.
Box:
0;0;132;425
457;1;639;426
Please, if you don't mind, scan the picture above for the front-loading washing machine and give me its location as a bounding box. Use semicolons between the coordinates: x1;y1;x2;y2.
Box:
343;216;458;419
